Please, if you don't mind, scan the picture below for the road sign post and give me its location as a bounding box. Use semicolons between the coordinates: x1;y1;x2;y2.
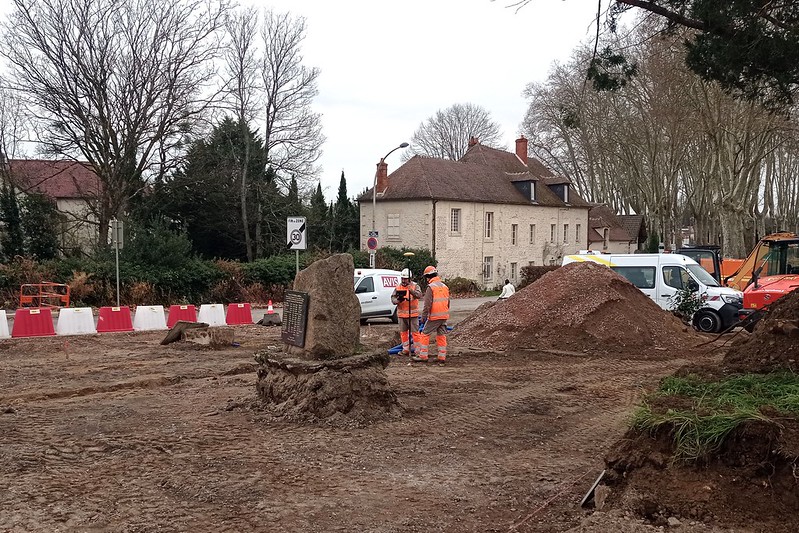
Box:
367;230;378;268
287;217;307;274
110;219;123;306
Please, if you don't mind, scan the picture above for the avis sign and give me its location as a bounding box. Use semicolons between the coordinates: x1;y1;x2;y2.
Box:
286;217;307;250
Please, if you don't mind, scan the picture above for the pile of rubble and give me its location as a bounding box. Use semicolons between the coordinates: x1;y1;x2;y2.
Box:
451;262;702;355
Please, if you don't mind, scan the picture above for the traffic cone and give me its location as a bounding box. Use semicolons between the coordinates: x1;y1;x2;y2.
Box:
267;300;275;314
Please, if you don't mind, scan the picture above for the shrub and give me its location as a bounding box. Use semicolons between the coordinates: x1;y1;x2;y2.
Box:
446;276;479;296
519;265;559;288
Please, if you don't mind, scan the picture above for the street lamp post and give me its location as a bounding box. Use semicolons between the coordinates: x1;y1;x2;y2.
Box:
369;142;409;267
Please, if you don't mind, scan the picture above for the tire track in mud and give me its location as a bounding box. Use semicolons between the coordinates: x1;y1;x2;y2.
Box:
0;363;256;404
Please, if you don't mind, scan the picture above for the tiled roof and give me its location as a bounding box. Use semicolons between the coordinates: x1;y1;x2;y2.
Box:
618;214;646;241
6;159;101;199
588;204;634;242
358;142;590;208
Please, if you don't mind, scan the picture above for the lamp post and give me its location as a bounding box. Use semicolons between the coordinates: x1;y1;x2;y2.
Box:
369;142;409;267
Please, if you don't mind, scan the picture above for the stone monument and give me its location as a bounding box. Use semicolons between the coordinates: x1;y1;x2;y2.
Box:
255;254;400;425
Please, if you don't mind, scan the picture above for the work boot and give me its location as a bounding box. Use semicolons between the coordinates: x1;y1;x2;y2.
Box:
437;357;446;365
398;350;410;356
410;355;428;363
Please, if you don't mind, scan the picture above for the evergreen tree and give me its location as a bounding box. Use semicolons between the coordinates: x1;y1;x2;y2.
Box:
0;180;24;260
148;117;268;260
307;182;329;251
20;193;60;260
331;171;359;252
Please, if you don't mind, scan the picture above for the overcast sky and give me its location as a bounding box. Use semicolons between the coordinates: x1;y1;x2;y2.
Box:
0;0;603;202
263;0;601;200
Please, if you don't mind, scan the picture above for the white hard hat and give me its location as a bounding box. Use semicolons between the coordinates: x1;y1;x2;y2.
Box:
400;268;411;279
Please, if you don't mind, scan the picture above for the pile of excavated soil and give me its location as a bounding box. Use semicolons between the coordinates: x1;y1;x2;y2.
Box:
451;262;702;355
599;414;799;531
724;289;799;373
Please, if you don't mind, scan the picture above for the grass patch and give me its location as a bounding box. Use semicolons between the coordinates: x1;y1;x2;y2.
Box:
631;372;799;461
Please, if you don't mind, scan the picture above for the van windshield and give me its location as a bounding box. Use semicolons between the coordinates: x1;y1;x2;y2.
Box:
687;264;719;287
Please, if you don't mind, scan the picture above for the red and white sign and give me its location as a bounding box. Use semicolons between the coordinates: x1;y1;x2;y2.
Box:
381;276;399;288
367;236;379;250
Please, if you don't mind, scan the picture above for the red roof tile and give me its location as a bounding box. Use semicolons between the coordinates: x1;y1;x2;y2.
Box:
588;204;634;242
6;159;101;199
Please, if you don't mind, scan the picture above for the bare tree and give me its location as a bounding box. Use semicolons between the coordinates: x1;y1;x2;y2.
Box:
0;81;31;164
223;7;261;261
407;103;503;161
0;0;230;247
260;9;324;183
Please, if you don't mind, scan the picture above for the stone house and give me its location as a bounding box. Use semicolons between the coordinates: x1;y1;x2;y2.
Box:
587;204;646;253
5;159;101;254
358;137;591;288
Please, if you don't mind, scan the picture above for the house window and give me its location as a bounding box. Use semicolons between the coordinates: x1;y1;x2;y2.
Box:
529;224;536;244
510;262;518;280
531;181;536;201
603;228;609;250
576;224;581;243
483;256;494;280
511;224;518;245
563;224;569;243
550;224;556;242
563;185;569;203
387;213;400;239
484;212;493;239
450;208;461;234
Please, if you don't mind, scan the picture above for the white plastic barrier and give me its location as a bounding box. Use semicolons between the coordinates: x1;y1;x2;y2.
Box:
0;310;9;339
198;303;226;327
56;307;97;336
133;305;168;331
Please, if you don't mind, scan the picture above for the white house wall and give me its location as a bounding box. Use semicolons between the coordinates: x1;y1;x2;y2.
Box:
56;198;98;254
361;199;589;288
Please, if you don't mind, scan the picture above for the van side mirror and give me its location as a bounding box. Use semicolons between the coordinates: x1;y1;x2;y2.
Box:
355;285;368;294
687;280;699;292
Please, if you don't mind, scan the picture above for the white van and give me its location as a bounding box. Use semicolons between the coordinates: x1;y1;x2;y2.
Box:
353;268;402;324
562;252;743;333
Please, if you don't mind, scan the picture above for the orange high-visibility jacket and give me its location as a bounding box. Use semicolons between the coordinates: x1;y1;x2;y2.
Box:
392;282;422;318
422;277;450;321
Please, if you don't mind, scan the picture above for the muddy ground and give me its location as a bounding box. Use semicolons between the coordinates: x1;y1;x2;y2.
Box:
0;309;725;532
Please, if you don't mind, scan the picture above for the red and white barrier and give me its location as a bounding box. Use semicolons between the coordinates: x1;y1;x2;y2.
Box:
56;307;97;336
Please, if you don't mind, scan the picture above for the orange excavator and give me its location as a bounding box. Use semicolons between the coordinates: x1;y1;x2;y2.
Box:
726;232;799;327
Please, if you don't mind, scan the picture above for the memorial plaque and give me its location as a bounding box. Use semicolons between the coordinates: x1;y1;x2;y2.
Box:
281;290;309;347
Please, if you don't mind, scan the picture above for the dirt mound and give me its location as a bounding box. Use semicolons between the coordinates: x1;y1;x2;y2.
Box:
724;289;799;373
451;262;702;355
599;417;799;531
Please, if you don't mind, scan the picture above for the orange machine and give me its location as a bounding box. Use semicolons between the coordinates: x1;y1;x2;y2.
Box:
727;233;799;326
19;282;71;308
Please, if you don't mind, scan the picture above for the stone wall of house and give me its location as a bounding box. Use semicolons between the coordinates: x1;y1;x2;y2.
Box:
57;198;98;255
588;236;636;254
362;199;589;288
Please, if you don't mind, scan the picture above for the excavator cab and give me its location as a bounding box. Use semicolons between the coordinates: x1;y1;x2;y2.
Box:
725;233;799;290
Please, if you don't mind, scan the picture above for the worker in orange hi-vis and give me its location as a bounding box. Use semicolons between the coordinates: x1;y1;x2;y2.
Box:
391;268;423;356
412;266;450;364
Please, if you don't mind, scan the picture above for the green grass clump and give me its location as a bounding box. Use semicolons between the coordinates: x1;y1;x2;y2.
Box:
631;372;799;461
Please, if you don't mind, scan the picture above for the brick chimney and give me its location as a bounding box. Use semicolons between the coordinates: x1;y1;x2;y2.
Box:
515;135;528;165
375;159;389;193
468;136;478;147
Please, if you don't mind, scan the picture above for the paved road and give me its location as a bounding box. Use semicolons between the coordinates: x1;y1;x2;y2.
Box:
5;296;496;333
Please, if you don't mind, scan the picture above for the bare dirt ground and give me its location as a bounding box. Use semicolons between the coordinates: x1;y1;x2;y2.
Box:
0;306;725;533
